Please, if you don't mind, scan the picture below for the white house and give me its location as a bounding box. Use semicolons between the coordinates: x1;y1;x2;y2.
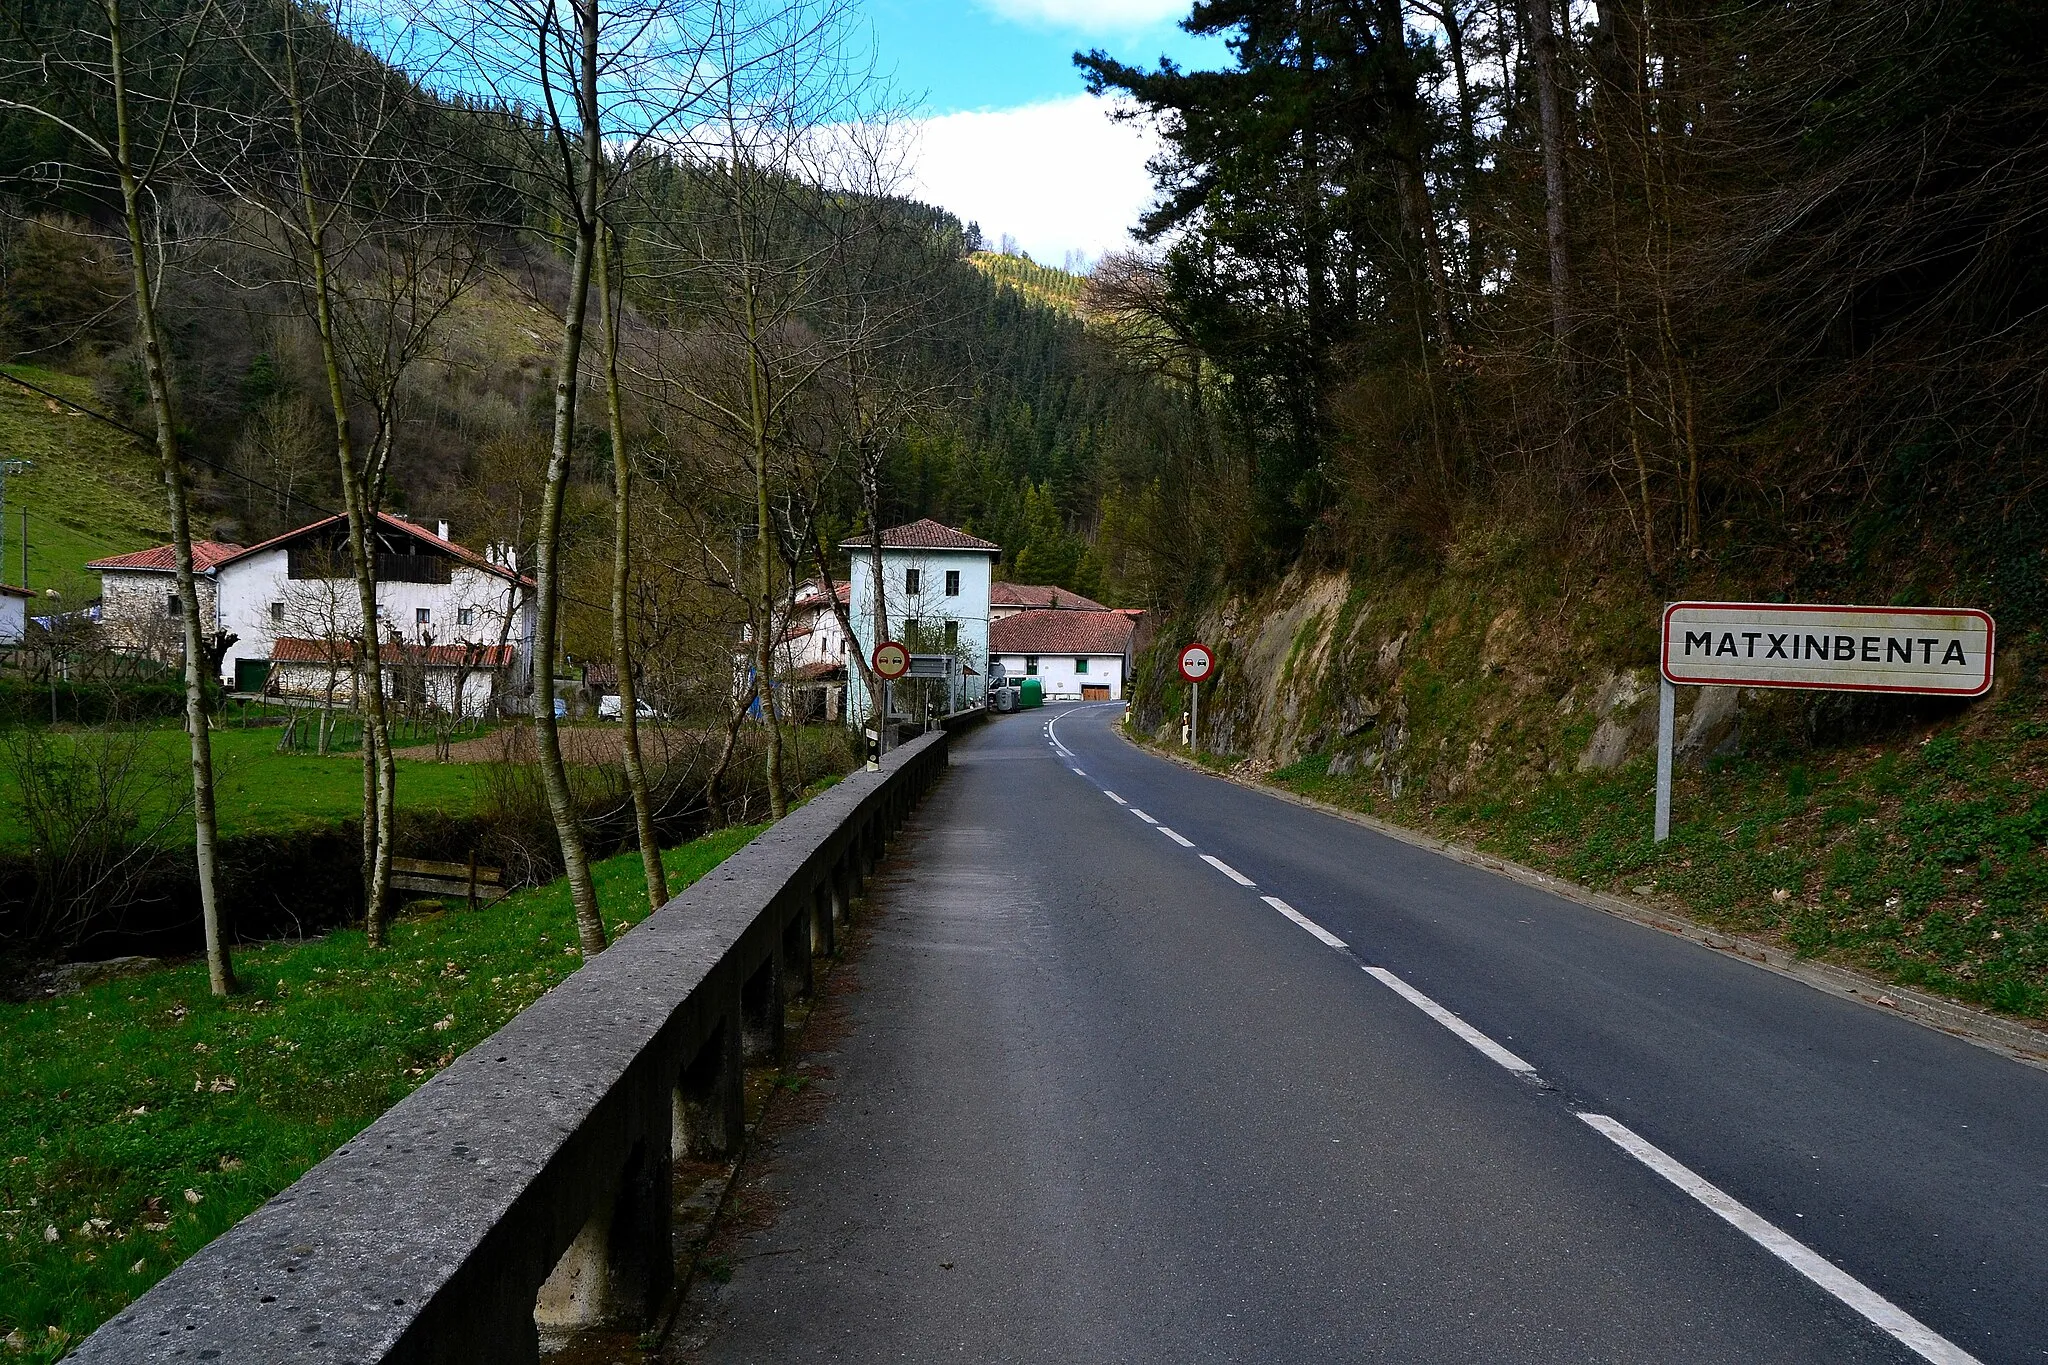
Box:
86;540;245;661
776;578;852;720
843;519;999;723
990;608;1137;701
0;582;31;644
269;637;516;719
92;514;535;713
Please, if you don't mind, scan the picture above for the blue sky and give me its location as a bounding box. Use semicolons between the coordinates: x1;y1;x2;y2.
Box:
864;0;1226;267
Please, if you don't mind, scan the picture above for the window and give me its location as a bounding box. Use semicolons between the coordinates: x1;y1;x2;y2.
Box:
904;567;920;594
1024;656;1038;676
165;591;180;618
944;570;960;596
944;620;959;650
457;607;476;627
416;607;431;626
269;601;284;624
1076;657;1089;674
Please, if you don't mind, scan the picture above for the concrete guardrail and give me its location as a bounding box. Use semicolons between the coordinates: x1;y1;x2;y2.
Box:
73;731;953;1363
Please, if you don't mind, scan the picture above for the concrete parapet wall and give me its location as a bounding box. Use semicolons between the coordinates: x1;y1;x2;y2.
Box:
72;732;951;1364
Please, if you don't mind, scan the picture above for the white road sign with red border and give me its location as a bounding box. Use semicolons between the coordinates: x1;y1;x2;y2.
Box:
872;640;910;680
1178;642;1214;684
1660;602;1993;696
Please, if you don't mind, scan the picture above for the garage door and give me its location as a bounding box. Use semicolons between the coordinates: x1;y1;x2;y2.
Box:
1081;685;1109;701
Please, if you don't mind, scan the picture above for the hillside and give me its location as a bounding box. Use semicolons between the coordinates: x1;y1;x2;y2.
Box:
966;251;1088;318
0;365;165;600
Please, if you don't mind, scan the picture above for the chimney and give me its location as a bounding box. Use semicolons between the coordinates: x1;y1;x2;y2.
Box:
437;520;450;542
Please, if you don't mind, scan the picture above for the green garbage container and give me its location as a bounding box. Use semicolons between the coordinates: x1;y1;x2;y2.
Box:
1020;678;1044;709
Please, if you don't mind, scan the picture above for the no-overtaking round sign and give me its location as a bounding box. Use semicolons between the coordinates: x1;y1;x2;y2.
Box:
1660;602;1994;697
1178;642;1214;684
872;640;910;680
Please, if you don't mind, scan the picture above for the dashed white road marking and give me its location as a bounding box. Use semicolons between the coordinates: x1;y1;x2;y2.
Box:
1577;1115;1981;1365
1158;826;1195;847
1071;767;1086;776
1363;966;1536;1075
1262;896;1347;948
1201;854;1256;886
1130;809;1157;824
1103;791;1127;805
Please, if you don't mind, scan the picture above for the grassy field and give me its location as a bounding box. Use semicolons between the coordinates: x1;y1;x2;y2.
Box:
0;725;488;851
0;823;769;1359
0;365;166;602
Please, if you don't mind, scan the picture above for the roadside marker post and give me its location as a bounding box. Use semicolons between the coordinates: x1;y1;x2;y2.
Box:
1178;642;1214;752
1653;602;1994;842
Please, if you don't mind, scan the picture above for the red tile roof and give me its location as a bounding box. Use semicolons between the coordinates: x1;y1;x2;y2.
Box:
991;581;1109;611
840;519;1000;554
86;540;245;574
990;609;1135;656
0;583;34;599
270;637;514;667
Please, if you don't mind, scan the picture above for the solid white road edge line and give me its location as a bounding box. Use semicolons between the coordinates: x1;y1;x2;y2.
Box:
1159;827;1195;848
1261;896;1347;948
1130;809;1157;824
1104;791;1127;804
1363;966;1536;1074
1576;1114;1981;1365
1201;854;1256;886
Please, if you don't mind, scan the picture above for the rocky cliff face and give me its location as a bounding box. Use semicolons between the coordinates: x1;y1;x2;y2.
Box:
1130;546;1931;804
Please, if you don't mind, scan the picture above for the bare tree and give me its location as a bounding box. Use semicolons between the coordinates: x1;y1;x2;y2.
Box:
0;0;238;994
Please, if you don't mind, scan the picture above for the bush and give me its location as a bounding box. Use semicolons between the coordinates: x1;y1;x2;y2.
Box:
0;677;189;725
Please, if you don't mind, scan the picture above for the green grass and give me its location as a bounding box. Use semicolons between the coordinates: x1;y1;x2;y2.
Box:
0;824;768;1360
0;726;488;850
0;364;166;601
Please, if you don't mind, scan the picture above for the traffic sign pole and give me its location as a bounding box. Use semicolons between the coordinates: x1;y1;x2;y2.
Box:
1655;677;1674;843
1191;679;1198;754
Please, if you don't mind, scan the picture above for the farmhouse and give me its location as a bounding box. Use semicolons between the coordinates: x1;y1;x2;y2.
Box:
991;608;1136;701
0;582;30;644
91;514;535;710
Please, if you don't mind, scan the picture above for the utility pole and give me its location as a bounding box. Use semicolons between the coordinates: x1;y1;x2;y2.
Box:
0;459;32;585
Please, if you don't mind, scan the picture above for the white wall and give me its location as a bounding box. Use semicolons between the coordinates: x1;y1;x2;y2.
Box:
995;651;1126;701
0;593;24;645
845;547;994;723
217;550;532;693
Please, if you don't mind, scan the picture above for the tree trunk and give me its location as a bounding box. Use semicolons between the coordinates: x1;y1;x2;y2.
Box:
275;7;398;943
532;0;607;956
597;229;667;913
106;0;235;998
1530;0;1573;351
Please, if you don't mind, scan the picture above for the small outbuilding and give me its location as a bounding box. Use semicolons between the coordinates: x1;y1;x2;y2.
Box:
990;608;1136;702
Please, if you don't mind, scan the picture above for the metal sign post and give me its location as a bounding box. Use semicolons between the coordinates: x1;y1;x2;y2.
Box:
1178;642;1214;752
870;640;910;770
1654;602;1994;842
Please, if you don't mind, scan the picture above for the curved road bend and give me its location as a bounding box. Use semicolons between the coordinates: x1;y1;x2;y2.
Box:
687;703;2048;1364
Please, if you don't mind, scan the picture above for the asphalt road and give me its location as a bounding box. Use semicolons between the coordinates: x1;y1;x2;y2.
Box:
685;704;2048;1364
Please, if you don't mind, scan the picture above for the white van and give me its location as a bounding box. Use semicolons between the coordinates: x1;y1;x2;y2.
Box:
597;695;660;721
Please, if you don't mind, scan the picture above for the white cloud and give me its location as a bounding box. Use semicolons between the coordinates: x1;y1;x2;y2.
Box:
907;95;1160;268
976;0;1187;29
